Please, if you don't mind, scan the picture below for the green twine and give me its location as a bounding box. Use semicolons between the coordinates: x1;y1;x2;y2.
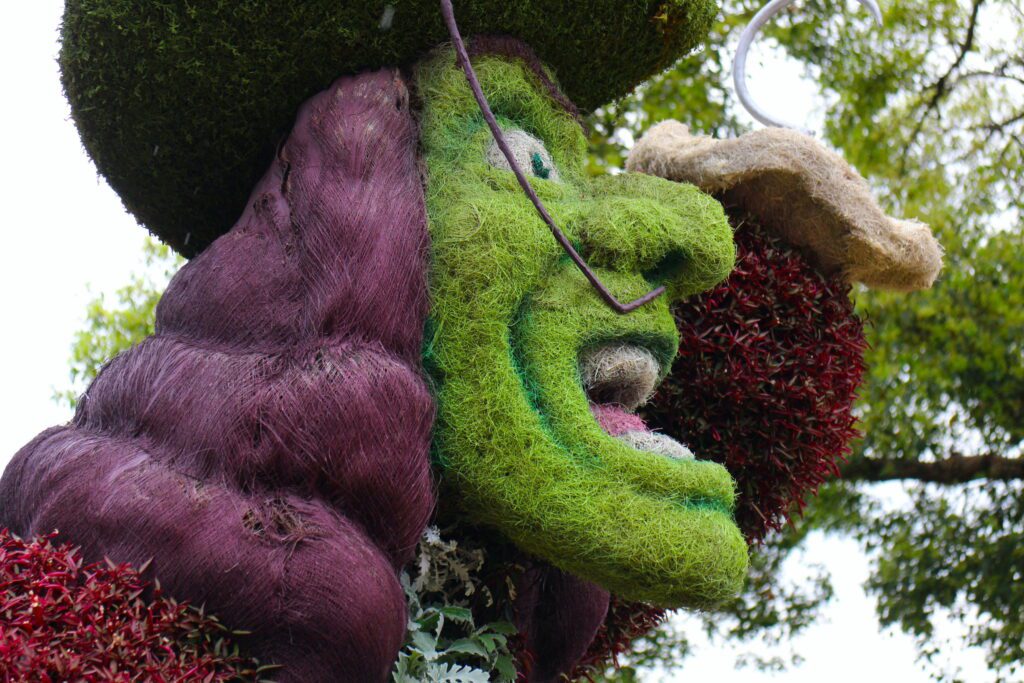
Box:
531;152;551;179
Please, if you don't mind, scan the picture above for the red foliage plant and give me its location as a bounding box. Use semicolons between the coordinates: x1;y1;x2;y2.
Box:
645;218;868;540
573;218;868;680
0;529;261;682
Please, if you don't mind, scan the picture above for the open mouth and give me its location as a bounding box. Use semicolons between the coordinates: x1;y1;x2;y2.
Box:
483;287;749;606
581;343;695;461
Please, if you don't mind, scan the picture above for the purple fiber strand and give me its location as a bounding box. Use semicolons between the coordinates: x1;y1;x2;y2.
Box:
1;69;435;682
439;0;666;314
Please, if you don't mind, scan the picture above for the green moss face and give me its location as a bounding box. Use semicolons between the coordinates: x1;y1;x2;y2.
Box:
417;51;749;607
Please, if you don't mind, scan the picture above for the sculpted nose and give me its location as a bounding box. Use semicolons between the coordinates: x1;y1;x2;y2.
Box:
564;174;735;301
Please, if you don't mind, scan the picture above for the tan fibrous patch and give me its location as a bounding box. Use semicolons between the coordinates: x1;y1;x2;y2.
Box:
242;498;316;544
616;430;694;460
627;121;943;292
579;344;661;410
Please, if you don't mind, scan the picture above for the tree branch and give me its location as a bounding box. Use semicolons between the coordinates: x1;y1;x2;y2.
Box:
901;0;986;168
973;109;1024;134
841;453;1024;483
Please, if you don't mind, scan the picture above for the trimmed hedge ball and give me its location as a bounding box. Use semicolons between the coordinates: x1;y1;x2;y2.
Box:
60;0;717;255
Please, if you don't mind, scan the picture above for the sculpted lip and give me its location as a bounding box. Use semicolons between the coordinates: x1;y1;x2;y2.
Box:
579;341;740;515
582;343;696;461
580;343;661;410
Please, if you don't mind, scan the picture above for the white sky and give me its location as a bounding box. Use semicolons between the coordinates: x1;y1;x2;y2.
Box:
0;3;996;681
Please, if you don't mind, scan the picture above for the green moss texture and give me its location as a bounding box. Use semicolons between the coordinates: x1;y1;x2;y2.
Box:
60;0;717;255
418;50;748;607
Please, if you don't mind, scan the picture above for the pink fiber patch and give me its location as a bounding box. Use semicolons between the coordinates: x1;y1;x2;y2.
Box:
590;404;648;437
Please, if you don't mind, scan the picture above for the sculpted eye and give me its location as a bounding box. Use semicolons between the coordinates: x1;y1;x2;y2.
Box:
485;128;561;182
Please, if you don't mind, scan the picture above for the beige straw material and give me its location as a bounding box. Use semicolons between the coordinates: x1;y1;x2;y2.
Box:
627;121;943;291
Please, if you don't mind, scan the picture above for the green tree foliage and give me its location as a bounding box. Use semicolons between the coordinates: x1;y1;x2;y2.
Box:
587;0;1024;680
56;238;181;409
62;1;1022;679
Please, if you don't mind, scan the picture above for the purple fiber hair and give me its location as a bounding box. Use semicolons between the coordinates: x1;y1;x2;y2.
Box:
513;565;611;681
2;48;625;681
0;69;435;682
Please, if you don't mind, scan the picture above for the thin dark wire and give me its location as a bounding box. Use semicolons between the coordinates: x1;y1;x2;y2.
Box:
439;0;665;314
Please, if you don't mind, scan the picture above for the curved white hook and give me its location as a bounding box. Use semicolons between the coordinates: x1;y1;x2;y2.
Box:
732;0;883;130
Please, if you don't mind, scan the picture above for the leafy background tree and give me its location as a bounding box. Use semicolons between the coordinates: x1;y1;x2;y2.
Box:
60;1;1023;680
56;239;181;409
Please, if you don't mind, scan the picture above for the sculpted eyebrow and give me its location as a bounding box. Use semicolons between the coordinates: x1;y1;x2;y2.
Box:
465;36;584;128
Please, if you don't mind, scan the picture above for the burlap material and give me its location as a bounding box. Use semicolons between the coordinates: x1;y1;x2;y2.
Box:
579;345;660;410
627;121;943;291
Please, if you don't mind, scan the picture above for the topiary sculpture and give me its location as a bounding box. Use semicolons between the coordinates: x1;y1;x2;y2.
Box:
1;2;942;681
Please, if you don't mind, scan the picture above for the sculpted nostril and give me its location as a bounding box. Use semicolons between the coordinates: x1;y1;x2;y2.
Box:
643;249;688;289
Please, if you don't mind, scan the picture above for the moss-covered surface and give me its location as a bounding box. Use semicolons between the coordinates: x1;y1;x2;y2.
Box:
60;0;717;255
417;50;747;607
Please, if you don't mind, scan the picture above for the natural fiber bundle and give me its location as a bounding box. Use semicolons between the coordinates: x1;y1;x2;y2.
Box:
570;598;667;680
0;70;434;682
627;121;943;291
512;565;612;682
